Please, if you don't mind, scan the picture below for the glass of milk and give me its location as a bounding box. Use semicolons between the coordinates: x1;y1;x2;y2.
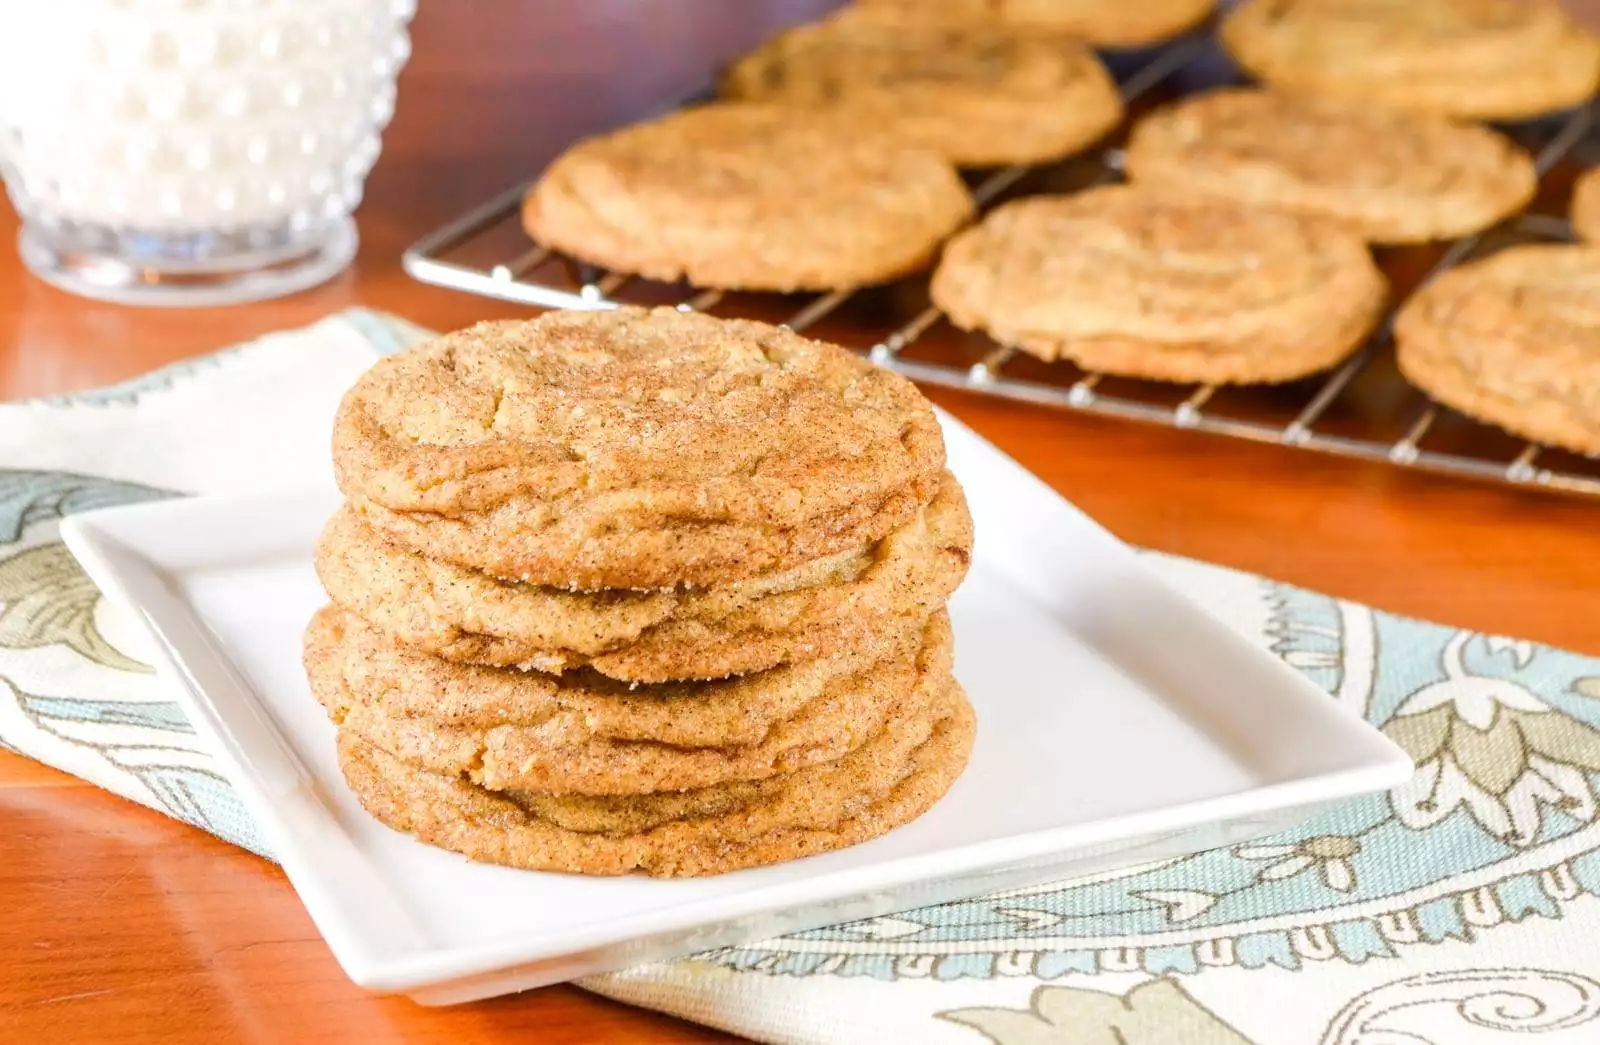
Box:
0;0;415;306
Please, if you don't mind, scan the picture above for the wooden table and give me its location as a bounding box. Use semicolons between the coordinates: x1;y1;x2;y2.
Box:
3;3;1599;1042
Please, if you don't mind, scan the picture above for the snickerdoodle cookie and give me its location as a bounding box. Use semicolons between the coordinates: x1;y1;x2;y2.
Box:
1571;167;1600;243
315;473;971;682
334;684;974;877
308;605;928;751
332;309;946;591
1395;244;1600;456
930;185;1387;383
307;607;954;795
1124;88;1536;245
1220;0;1600;121
312;306;974;876
849;0;1214;48
719;13;1122;166
522;103;972;291
508;676;961;836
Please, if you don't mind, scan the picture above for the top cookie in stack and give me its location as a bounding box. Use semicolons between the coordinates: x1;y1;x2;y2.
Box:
309;307;975;877
332;307;946;592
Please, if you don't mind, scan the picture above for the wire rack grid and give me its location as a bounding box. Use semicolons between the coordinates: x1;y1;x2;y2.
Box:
402;32;1600;501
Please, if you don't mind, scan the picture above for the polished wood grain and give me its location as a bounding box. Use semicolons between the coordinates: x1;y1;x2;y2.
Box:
3;2;1600;1042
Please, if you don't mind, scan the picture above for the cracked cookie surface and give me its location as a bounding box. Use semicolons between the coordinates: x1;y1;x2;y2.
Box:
335;683;973;877
719;12;1122;167
315;471;971;682
930;185;1386;383
332;308;946;590
1395;244;1600;456
305;607;954;796
521;103;972;291
1221;0;1600;121
1125;88;1536;245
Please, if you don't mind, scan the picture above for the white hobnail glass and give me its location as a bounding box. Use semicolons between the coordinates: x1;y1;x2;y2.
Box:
0;0;416;306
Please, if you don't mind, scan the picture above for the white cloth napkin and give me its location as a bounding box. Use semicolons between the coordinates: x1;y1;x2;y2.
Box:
9;309;1600;1045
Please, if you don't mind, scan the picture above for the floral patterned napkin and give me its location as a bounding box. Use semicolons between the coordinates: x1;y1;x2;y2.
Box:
7;309;1600;1045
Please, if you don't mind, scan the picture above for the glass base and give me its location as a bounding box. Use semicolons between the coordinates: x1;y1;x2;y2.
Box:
18;217;358;307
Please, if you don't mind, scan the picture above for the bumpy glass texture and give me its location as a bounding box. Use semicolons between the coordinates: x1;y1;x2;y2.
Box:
0;0;415;299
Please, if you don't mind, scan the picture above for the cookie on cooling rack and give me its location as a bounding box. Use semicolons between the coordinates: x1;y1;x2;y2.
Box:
1571;167;1600;244
1395;244;1600;457
1220;0;1600;121
848;0;1215;48
719;12;1122;167
1124;88;1537;245
521;103;972;292
929;185;1387;384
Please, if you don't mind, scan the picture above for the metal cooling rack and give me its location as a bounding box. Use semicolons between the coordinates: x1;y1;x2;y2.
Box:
403;32;1600;500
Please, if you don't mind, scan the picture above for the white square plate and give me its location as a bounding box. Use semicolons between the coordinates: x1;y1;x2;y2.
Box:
62;411;1411;1005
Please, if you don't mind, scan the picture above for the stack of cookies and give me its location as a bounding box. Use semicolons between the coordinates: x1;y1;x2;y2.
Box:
305;307;976;877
